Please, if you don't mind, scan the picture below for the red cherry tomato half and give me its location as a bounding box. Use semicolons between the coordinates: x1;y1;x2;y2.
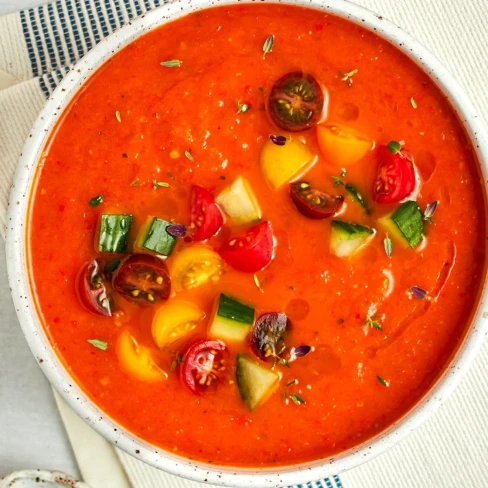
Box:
181;339;226;394
191;185;223;241
373;145;416;204
112;254;171;305
219;221;274;273
290;181;344;219
268;72;326;132
77;260;112;317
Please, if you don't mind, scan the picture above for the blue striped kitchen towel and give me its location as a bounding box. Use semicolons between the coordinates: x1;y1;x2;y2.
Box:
0;1;343;488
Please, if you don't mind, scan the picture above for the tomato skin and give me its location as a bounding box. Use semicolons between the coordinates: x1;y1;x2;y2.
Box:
268;72;326;132
219;221;274;273
77;260;112;317
191;185;223;241
373;146;416;204
181;339;226;394
112;254;171;304
290;181;344;219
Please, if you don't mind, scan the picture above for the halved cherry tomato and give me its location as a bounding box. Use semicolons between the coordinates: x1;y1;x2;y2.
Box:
268;72;326;132
112;254;171;305
219;221;274;272
317;123;372;166
373;145;416;204
181;339;226;394
290;181;344;219
250;312;290;361
169;245;223;292
77;260;112;316
191;185;223;241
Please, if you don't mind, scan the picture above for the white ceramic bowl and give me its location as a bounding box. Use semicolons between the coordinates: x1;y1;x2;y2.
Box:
6;0;488;487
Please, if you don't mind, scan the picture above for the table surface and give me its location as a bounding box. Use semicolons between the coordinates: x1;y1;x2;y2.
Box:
0;2;78;480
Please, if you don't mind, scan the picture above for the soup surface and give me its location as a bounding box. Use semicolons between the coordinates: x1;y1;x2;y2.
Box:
28;4;486;467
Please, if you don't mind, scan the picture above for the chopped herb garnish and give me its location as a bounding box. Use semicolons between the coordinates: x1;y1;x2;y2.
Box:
160;59;182;68
283;391;288;403
376;375;389;387
89;194;103;207
122;153;128;158
387;140;402;155
331;175;371;213
384;236;393;258
166;224;186;238
130;178;141;186
153;180;170;189
363;314;383;331
253;274;264;293
279;358;290;368
262;34;274;59
236;100;252;114
286;379;298;387
290;393;306;405
424;201;438;224
115;110;121;123
294;345;312;358
170;354;184;372
340;169;347;178
105;258;121;273
337;318;345;325
339;68;358;87
411;97;418;109
269;134;287;146
185;150;194;161
88;339;108;351
410;286;427;300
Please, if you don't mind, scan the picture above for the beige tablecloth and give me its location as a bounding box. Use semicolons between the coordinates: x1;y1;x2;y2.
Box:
1;1;487;487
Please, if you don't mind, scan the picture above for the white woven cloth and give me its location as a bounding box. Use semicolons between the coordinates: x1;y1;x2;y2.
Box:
0;1;487;487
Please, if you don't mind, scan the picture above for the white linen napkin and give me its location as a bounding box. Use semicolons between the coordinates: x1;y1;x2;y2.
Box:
0;1;487;488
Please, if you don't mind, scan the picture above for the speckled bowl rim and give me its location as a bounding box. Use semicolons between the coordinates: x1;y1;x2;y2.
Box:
6;0;488;486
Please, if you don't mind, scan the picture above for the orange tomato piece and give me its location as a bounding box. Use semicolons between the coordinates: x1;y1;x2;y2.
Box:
316;123;373;166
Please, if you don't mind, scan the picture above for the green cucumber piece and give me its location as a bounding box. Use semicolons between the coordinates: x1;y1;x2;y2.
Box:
209;294;255;342
140;217;177;256
330;220;375;258
236;353;280;411
99;214;133;253
390;201;424;248
216;176;261;223
345;183;371;214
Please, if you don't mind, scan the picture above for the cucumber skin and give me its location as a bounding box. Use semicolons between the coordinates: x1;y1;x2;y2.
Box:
236;353;280;411
331;220;374;238
142;218;176;256
217;294;254;324
391;201;424;248
99;214;133;253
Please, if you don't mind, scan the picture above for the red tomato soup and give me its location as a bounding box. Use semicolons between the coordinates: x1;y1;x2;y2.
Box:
28;4;486;467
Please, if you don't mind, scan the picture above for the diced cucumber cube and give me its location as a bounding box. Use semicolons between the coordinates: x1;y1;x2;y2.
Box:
216;176;261;223
209;294;255;342
236;353;280;411
138;217;178;256
330;220;375;258
99;214;133;253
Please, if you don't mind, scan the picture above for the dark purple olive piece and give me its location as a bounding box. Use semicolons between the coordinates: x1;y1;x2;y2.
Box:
269;134;287;146
294;345;312;358
250;312;290;361
410;286;427;300
167;224;186;238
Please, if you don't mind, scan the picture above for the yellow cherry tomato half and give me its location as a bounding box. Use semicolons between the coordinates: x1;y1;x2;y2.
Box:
316;123;373;166
169;244;223;292
260;136;317;189
116;329;167;382
152;299;205;348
